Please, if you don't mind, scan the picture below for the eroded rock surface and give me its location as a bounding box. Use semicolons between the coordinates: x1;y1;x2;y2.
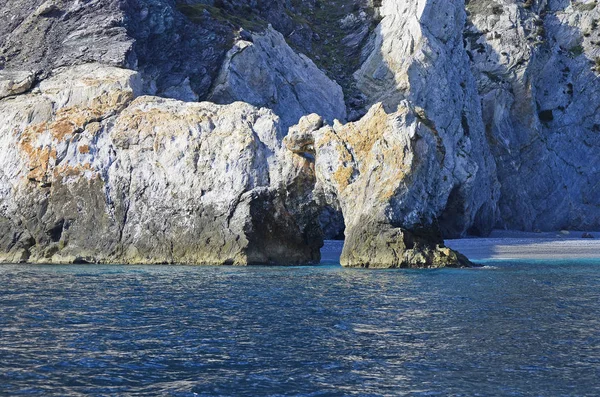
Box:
0;0;134;76
0;64;321;265
0;0;374;112
1;0;600;268
354;0;500;238
286;105;473;269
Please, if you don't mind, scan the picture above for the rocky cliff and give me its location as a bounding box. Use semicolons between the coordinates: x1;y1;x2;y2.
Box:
466;0;600;231
0;0;598;267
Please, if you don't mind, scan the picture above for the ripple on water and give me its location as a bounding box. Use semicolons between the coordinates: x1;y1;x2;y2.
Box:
0;261;600;396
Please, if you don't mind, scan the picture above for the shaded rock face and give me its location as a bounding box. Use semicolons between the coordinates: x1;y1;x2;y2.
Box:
181;0;378;117
0;0;363;106
123;0;234;101
285;105;473;269
0;64;321;265
0;0;240;101
466;0;600;232
0;0;133;76
209;26;347;130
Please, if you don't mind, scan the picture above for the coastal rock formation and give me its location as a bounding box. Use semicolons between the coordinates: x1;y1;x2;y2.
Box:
0;64;321;265
285;105;472;268
354;0;500;238
209;26;347;129
1;0;600;268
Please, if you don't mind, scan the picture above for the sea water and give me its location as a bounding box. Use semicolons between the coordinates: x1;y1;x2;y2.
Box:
1;258;599;396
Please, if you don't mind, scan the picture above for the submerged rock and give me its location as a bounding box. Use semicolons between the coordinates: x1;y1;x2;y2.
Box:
0;64;322;265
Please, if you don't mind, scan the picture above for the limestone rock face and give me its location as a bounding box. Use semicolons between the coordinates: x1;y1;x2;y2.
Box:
466;0;600;231
285;104;473;269
0;0;371;109
0;0;234;100
0;63;321;265
209;26;347;130
354;0;500;238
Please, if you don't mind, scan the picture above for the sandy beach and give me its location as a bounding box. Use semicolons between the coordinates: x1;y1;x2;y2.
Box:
321;230;600;263
446;230;600;261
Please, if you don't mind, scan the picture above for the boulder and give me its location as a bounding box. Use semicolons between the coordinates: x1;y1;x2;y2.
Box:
0;63;322;265
0;70;35;99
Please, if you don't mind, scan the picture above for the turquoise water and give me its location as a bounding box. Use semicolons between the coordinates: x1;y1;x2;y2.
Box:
1;260;599;396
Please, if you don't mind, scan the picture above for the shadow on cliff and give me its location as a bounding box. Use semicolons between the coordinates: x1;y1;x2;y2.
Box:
463;2;600;232
348;0;599;239
122;0;235;101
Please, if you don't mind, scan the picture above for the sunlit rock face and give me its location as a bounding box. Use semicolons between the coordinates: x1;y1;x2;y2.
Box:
208;26;347;130
285;105;473;269
0;64;322;265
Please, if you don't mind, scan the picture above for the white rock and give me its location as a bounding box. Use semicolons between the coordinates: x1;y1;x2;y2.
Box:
0;64;322;265
209;26;347;131
354;0;499;237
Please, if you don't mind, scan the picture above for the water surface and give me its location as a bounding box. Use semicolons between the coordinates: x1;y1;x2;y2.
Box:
1;260;599;396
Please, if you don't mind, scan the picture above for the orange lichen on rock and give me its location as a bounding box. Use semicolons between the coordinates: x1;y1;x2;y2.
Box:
49;91;134;142
18;122;55;183
26;148;56;183
49;117;80;141
314;127;354;193
315;103;412;200
111;105;189;148
53;163;95;179
336;103;388;163
373;142;410;201
12;85;135;186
